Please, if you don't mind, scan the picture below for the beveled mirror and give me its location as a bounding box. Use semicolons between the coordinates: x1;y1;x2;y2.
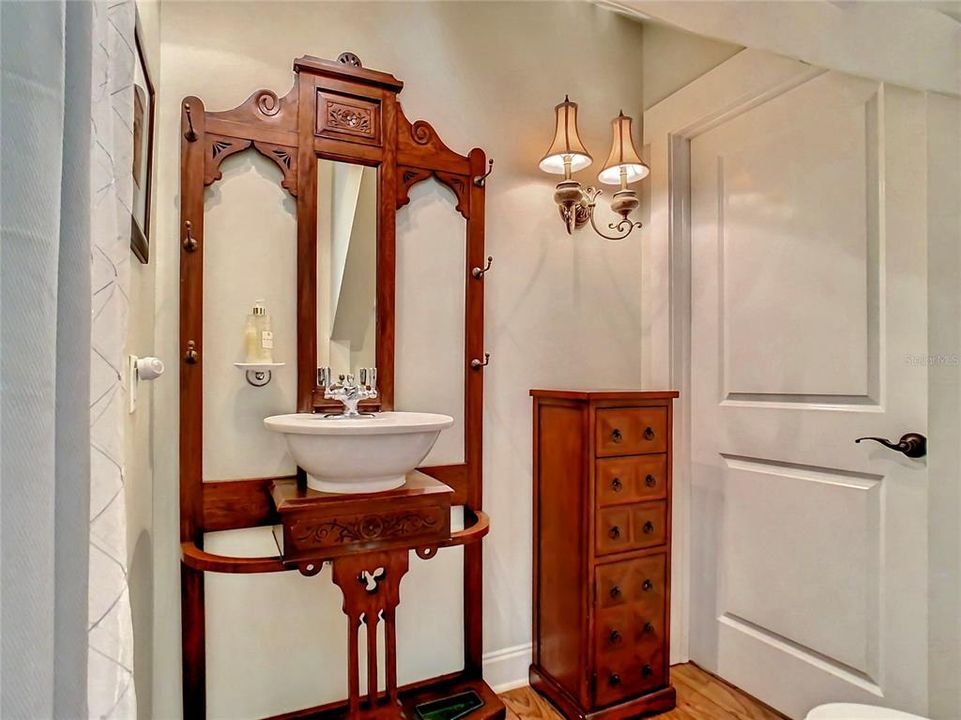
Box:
316;158;378;381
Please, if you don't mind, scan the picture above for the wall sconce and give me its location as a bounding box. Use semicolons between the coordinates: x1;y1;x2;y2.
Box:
540;96;649;241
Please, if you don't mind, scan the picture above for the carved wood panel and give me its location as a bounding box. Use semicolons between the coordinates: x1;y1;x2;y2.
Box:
316;90;382;146
252;141;298;196
203;135;252;186
396;165;470;220
331;549;410;715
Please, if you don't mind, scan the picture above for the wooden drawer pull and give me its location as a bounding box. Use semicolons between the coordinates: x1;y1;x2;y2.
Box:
609;673;621;687
610;585;622;599
611;428;623;443
641;664;653;678
644;427;656;440
609;629;623;644
642;578;654;592
643;521;655;535
611;477;623;492
609;526;622;540
643;621;655;634
645;474;657;488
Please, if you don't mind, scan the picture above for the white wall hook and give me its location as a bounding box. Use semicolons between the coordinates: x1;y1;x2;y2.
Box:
129;355;165;414
136;356;165;380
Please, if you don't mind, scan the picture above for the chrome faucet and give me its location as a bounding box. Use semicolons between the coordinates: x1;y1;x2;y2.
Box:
317;367;378;417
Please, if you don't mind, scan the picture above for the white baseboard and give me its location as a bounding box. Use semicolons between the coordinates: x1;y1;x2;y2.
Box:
482;643;532;693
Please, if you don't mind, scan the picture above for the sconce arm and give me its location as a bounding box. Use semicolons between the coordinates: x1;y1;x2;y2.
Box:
583;187;643;242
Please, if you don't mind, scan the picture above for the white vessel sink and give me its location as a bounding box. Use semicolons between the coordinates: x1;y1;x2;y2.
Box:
263;411;454;494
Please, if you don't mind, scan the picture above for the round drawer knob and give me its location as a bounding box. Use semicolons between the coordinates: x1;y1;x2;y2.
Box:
611;477;623;492
611;428;623;443
609;673;621;687
609;629;622;644
610;585;622;599
641;664;653;679
644;427;655;440
609;526;622;540
643;622;655;634
645;474;656;488
642;579;654;592
643;521;655;534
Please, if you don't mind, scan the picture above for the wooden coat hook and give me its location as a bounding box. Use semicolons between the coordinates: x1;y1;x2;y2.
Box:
184;103;197;142
471;256;493;279
184;340;199;364
182;220;198;252
470;353;491;370
473;158;494;187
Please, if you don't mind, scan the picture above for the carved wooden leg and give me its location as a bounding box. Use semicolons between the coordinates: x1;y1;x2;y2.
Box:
384;607;399;706
331;550;410;719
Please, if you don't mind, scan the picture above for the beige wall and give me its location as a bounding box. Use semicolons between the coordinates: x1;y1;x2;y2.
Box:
149;3;740;717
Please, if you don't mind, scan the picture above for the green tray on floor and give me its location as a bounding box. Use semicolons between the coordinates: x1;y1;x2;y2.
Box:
414;690;484;720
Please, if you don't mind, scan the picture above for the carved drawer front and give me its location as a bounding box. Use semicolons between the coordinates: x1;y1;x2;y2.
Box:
595;554;667;611
595;501;667;556
595;408;667;457
593;639;667;708
594;604;664;659
283;504;449;562
316;90;381;146
271;474;453;566
596;507;632;556
596;455;667;507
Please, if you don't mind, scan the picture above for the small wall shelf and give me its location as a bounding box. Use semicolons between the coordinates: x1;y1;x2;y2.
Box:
234;362;285;387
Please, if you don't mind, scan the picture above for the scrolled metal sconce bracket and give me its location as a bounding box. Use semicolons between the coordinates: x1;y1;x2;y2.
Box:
582;187;643;242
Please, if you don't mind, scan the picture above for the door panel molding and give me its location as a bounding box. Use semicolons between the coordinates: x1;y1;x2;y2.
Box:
718;613;883;695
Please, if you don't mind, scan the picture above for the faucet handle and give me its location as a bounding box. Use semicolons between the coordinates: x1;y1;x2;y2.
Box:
317;367;331;388
361;367;378;396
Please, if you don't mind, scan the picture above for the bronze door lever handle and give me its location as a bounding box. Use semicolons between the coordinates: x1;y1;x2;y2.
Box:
855;432;926;458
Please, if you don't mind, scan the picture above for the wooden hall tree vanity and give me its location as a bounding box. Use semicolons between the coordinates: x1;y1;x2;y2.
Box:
530;390;679;719
178;53;500;720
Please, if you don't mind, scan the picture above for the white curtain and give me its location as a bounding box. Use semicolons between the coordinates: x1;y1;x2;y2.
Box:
88;1;138;718
1;1;138;717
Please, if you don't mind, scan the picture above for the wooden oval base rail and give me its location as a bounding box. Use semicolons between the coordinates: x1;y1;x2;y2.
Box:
181;508;490;574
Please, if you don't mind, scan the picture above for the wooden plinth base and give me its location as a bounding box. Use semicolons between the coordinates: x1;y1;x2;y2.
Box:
266;675;506;720
530;665;676;720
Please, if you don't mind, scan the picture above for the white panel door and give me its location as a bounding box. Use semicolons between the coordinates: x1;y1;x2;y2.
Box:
688;70;928;718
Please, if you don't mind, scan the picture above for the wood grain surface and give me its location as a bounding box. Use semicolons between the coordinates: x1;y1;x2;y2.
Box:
501;664;787;720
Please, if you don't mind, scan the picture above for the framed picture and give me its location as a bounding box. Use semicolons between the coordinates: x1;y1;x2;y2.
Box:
131;15;155;264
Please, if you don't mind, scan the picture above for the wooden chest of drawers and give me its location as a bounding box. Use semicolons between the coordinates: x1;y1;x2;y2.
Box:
530;390;678;720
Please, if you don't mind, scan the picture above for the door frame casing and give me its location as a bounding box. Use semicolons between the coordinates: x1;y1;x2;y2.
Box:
641;48;827;665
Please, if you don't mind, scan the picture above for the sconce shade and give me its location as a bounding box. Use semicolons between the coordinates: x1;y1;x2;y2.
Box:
539;96;593;174
598;111;649;185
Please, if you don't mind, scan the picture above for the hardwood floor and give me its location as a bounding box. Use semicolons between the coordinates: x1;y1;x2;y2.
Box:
500;663;787;720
